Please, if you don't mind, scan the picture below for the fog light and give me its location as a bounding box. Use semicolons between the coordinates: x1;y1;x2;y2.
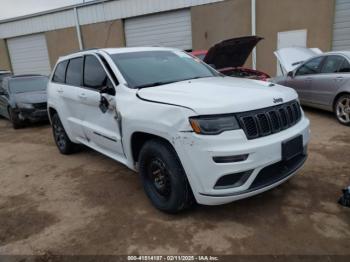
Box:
214;170;253;189
213;154;249;163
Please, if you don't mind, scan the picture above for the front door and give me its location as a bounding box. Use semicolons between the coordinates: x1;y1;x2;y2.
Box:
78;55;124;158
288;56;324;103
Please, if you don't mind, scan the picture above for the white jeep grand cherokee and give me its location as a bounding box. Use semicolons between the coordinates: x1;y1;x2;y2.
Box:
47;47;310;213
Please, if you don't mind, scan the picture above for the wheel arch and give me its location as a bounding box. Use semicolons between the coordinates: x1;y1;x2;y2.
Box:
130;132;175;164
333;92;350;111
48;107;58;123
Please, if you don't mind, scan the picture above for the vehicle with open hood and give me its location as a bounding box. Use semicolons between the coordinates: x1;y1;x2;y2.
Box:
47;47;310;213
0;75;49;129
191;36;270;81
272;47;350;126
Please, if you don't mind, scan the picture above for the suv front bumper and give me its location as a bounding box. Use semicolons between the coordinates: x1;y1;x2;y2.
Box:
174;116;310;205
18;108;49;122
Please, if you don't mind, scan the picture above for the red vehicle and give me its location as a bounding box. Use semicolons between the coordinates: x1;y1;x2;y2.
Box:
191;36;270;81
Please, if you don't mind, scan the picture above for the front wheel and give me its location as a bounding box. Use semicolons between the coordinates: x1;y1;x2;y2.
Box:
52;113;77;154
334;94;350;126
8;108;23;129
138;139;195;213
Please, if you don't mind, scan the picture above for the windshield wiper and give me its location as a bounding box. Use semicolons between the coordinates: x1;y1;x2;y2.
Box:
135;76;216;89
135;81;175;89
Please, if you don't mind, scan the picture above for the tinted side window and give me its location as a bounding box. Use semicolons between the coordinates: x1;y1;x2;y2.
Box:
296;57;324;76
53;61;68;83
339;59;350;73
321;56;344;74
84;55;107;90
66;57;83;86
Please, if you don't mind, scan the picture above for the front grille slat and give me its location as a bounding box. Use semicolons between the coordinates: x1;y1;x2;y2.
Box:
237;100;302;140
33;102;47;110
256;113;271;136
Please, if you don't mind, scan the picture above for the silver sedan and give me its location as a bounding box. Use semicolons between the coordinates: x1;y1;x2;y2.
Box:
273;48;350;126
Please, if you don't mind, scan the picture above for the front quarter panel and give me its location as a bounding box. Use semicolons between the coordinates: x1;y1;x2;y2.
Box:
119;87;195;167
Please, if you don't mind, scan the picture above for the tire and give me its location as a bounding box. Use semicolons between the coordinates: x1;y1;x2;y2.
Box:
334;94;350;126
8;108;23;129
51;113;77;154
138;139;195;213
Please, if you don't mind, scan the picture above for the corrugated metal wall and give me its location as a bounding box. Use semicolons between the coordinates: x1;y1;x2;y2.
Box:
125;9;192;50
333;0;350;50
0;0;223;39
7;34;51;75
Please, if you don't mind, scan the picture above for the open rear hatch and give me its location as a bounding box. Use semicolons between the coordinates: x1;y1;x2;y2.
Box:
203;36;263;69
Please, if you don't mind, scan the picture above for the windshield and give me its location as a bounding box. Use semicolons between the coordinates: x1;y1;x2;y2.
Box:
111;50;219;88
9;77;48;93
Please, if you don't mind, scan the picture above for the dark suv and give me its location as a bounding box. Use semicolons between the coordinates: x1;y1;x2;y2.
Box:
0;75;49;129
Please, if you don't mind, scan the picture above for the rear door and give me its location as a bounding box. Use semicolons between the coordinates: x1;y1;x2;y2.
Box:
52;57;85;140
78;54;124;158
288;56;325;103
310;55;345;106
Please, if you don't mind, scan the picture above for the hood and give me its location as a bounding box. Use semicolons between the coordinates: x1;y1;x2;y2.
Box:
14;91;47;104
203;36;263;69
274;47;323;73
137;77;298;115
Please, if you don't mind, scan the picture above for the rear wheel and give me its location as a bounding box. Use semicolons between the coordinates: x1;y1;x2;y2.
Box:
334;94;350;126
52;113;77;154
138;139;195;213
8;108;23;129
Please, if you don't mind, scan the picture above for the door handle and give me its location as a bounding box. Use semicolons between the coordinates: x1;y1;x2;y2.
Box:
305;77;312;82
335;76;344;82
57;88;63;94
78;93;87;100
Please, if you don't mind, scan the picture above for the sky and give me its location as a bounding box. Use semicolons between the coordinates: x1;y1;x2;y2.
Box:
0;0;95;20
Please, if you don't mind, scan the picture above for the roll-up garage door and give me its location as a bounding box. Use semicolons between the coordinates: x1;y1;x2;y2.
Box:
7;34;51;75
125;9;192;50
333;0;350;51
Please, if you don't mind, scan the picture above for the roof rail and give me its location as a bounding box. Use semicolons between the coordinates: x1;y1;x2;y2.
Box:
11;74;44;78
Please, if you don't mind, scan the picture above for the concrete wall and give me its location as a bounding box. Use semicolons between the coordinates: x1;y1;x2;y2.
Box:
0;39;11;71
256;0;335;76
191;0;252;66
81;20;125;48
45;27;80;68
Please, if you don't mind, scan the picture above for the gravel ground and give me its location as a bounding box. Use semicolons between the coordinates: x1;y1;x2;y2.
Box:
0;107;349;256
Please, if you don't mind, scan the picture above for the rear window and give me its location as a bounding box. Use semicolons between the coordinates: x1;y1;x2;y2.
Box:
9;77;48;93
339;59;350;73
66;57;83;86
321;56;344;74
53;61;68;83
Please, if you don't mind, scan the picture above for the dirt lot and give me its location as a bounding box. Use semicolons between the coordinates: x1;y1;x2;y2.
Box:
0;108;349;256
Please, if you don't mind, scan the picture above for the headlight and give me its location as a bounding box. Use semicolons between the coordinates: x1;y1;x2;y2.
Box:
17;102;34;109
189;115;240;135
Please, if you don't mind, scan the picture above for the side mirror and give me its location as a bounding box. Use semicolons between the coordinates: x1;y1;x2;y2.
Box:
287;71;294;78
99;96;109;114
0;89;5;96
100;85;115;96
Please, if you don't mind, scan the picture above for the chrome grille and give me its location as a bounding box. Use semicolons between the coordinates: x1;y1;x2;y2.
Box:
237;100;302;140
